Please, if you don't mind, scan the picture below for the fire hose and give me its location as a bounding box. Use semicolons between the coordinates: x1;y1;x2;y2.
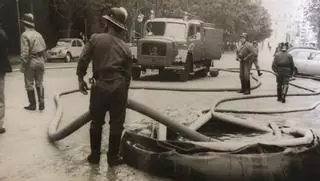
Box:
47;67;320;143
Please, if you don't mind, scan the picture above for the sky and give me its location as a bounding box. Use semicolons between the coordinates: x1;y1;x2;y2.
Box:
261;0;310;44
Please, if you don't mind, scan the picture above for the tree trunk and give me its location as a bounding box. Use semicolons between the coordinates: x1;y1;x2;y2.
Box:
66;21;73;38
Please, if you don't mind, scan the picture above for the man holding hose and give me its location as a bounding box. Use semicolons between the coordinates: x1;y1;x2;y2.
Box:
76;7;132;166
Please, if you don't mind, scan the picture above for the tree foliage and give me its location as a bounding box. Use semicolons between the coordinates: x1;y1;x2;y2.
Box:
49;0;272;42
161;0;272;42
305;0;320;45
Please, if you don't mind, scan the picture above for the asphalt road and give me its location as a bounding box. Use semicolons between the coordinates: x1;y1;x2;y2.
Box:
1;47;320;181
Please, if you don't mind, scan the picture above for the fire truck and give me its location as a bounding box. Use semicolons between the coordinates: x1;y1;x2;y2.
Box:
131;17;223;81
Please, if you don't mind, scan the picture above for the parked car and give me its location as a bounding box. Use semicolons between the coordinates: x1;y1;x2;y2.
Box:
288;46;318;53
47;38;84;62
288;48;320;75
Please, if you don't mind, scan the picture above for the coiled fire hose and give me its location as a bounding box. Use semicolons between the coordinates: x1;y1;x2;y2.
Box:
47;67;320;144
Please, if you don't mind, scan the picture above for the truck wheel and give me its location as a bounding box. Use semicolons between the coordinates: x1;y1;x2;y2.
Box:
132;68;141;80
210;69;219;77
197;69;209;77
159;68;166;79
179;56;192;82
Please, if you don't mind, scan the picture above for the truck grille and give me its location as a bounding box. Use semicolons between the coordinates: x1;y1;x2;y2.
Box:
141;42;166;56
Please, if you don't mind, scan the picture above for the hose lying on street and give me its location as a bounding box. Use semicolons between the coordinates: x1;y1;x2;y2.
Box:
48;90;214;142
188;68;320;133
47;67;320;143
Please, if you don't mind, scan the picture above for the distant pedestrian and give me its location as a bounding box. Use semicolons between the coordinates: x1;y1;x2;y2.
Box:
77;7;132;166
20;13;47;111
272;42;295;103
0;22;12;134
236;33;256;95
252;41;263;76
268;42;272;52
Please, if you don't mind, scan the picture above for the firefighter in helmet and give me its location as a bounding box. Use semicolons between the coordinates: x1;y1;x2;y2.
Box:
77;7;132;166
272;42;295;103
236;32;256;95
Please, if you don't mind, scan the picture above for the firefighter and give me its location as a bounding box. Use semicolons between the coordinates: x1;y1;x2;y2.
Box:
274;43;282;56
272;42;295;103
236;33;256;95
252;41;263;76
0;22;12;134
20;14;46;111
76;7;132;166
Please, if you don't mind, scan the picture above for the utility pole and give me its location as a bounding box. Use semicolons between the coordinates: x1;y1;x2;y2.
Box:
16;0;21;38
30;0;34;15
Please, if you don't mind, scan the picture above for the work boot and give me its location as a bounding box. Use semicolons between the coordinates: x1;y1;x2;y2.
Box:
24;89;36;111
281;85;289;103
243;81;251;95
36;87;45;111
238;80;245;93
257;70;263;76
87;124;102;164
107;132;124;167
277;87;282;101
87;151;101;164
0;128;6;134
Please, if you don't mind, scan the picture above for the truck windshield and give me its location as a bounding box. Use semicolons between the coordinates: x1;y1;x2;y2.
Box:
145;22;186;40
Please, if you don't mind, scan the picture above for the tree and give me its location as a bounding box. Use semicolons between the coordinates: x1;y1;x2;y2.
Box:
153;0;272;42
50;0;90;38
305;0;320;47
186;0;272;42
48;0;272;42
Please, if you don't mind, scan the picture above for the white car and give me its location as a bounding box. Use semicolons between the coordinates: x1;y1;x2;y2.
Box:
288;48;320;75
47;38;84;63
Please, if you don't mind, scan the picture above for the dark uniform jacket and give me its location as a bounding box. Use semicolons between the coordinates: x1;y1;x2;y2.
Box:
0;29;12;73
272;51;295;77
252;46;259;61
236;42;256;62
77;32;132;90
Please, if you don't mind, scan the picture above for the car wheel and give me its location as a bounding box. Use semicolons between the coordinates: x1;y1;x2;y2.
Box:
132;68;141;80
65;52;72;63
210;69;219;77
179;54;192;82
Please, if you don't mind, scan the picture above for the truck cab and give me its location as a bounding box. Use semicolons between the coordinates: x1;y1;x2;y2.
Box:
132;18;223;81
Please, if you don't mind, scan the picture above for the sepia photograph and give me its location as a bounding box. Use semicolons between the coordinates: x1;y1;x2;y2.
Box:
1;0;320;180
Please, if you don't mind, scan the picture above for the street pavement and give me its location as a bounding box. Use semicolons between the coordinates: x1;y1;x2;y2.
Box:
1;47;320;181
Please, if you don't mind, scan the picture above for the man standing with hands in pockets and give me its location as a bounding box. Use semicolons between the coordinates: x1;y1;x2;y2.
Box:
236;33;256;95
20;13;46;111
